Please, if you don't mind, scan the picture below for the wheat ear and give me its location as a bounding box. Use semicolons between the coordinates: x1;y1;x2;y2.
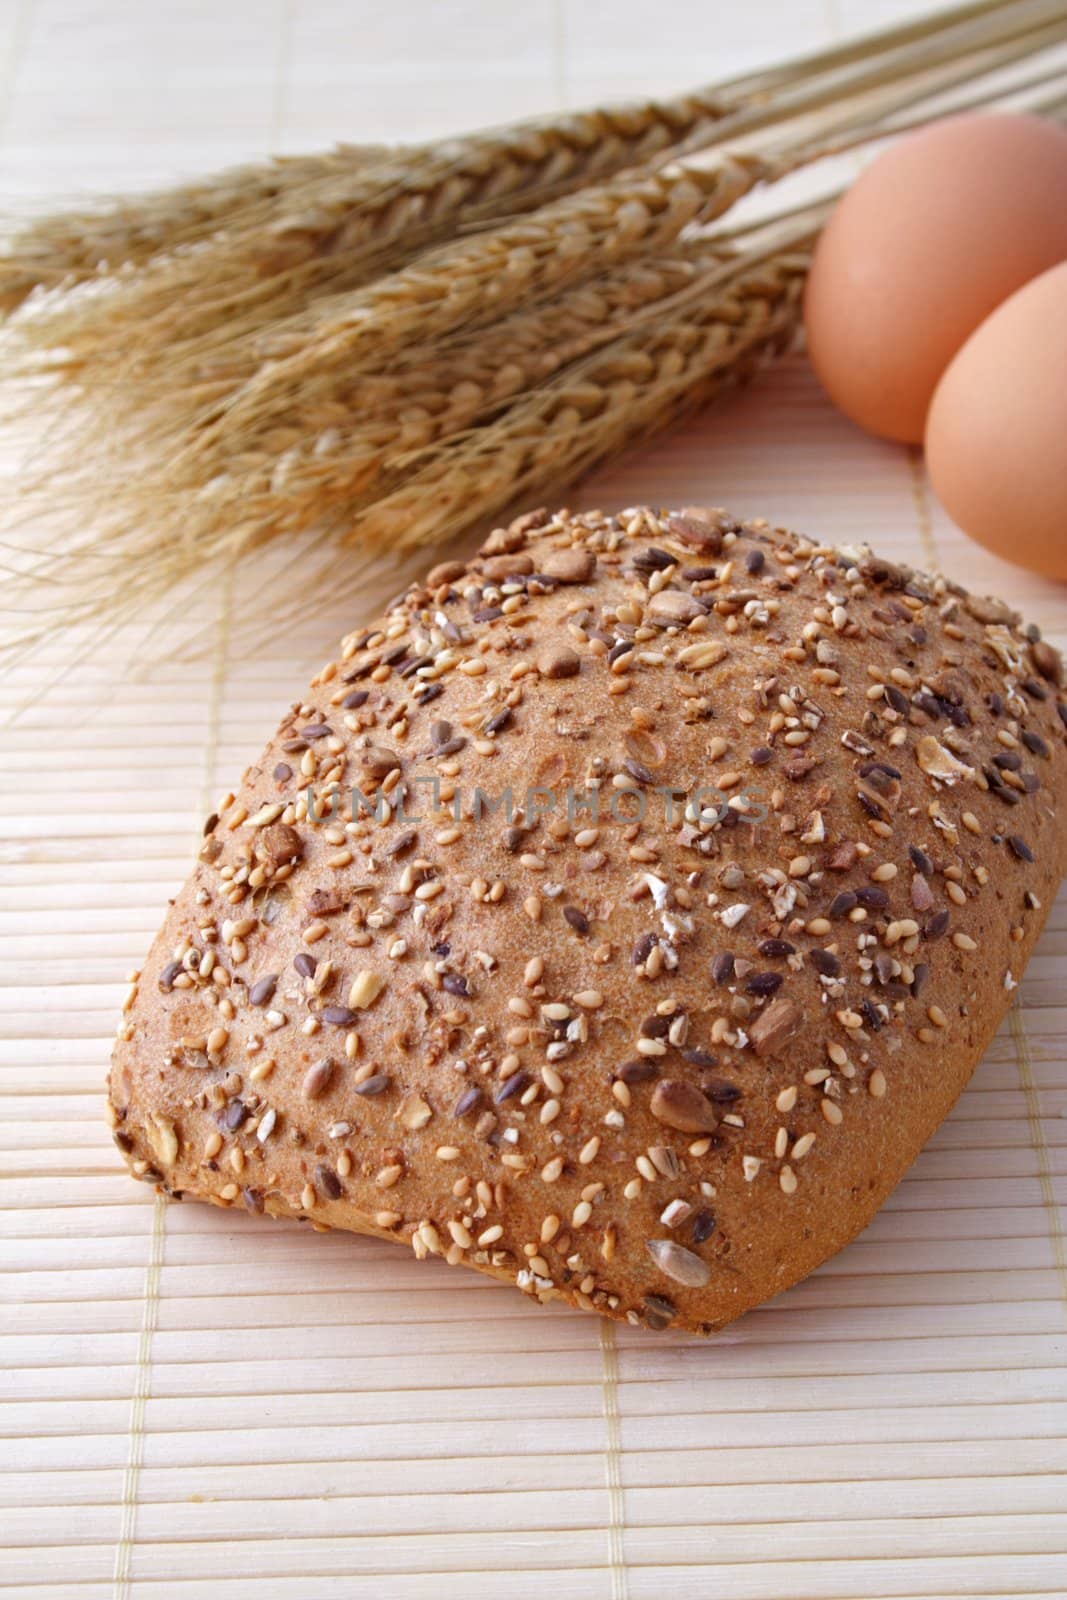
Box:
0;0;993;313
199;245;809;649
3;87;741;370
0;143;399;316
109;232;803;547
127;24;1066;474
0;222;809;643
349;256;807;555
5;0;1047;374
3;231;784;539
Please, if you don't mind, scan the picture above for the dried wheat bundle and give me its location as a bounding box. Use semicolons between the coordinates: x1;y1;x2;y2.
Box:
0;217;812;652
15;0;1064;462
227;226;818;516
6;0;1056;389
3;91;744;380
67;23;1066;491
230;10;1067;378
0;0;1005;315
3;0;1067;661
8;234;754;518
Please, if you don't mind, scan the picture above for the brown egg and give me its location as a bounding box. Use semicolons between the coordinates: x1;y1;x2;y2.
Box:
925;261;1067;583
804;113;1067;443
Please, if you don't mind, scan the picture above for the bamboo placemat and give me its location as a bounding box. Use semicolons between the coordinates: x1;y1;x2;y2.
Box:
2;3;1066;1597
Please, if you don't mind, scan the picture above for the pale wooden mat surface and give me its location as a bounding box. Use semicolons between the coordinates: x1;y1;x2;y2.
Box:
1;2;1066;1597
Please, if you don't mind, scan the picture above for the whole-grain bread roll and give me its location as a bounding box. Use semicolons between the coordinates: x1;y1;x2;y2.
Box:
109;506;1067;1335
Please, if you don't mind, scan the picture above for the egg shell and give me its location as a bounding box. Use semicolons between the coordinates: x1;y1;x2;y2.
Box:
804;113;1067;443
925;261;1067;583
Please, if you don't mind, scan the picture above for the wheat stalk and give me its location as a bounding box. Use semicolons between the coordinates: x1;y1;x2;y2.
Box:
84;22;1067;490
0;0;1007;315
6;0;1055;386
4;88;743;377
0;230;806;656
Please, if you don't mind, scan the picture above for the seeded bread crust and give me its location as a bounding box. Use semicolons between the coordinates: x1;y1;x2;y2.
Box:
109;505;1067;1335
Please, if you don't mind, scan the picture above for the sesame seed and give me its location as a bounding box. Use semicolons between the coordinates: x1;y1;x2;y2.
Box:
349;970;385;1009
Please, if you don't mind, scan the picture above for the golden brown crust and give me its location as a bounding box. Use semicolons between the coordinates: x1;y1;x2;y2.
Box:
108;505;1067;1335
